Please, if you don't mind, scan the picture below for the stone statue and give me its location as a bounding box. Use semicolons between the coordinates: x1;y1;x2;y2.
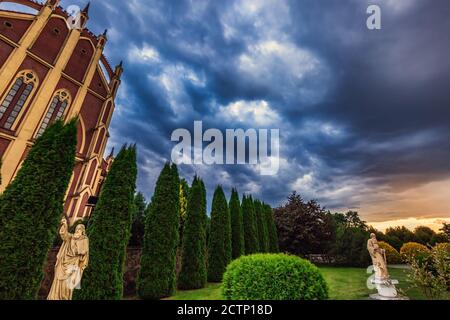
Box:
47;218;89;300
366;233;406;299
367;233;389;279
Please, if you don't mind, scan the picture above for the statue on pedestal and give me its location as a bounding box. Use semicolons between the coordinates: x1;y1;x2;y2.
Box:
367;233;407;300
367;233;389;280
47;218;89;300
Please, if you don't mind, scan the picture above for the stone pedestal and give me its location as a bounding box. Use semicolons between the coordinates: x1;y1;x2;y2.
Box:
369;278;409;300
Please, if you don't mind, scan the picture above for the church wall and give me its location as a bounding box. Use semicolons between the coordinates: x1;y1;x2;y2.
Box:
63;38;94;83
0;39;14;66
89;68;108;98
30;16;69;65
0;15;32;43
0;2;121;222
0;136;11;158
79;92;104;155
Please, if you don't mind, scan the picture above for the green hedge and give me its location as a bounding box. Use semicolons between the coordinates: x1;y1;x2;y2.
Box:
222;254;328;300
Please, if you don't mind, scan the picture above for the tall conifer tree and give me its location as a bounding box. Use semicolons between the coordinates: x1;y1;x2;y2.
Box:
179;179;190;244
75;145;137;300
229;188;245;259
207;186;231;282
178;177;207;289
199;179;208;256
242;195;258;254
254;199;269;252
264;203;279;253
138;163;180;299
0;120;77;299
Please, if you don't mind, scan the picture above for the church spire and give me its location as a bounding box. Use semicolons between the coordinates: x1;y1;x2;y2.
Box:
82;2;91;14
78;1;91;29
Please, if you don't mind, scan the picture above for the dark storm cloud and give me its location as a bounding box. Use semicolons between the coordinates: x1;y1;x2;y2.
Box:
58;0;450;218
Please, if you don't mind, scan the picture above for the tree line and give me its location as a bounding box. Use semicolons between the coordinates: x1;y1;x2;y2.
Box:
274;192;450;267
135;164;279;298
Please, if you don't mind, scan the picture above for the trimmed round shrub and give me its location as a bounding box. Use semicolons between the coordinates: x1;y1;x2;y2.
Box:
378;241;402;264
400;242;430;262
222;254;328;300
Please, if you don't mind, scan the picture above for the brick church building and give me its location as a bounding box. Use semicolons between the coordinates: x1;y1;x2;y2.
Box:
0;0;122;222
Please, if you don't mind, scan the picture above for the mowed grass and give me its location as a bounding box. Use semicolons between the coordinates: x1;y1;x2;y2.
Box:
167;283;223;300
320;266;426;300
167;267;435;300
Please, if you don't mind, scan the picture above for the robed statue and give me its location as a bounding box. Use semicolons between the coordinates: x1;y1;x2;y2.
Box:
367;233;389;280
47;218;89;300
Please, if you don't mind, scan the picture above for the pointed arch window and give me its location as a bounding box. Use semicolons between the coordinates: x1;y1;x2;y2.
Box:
0;70;38;130
36;89;71;137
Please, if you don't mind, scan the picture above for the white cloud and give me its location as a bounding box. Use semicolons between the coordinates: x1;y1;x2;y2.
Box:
291;173;315;191
243;181;261;195
128;44;161;63
238;40;319;82
382;0;417;13
221;0;291;41
141;62;206;115
219;100;280;126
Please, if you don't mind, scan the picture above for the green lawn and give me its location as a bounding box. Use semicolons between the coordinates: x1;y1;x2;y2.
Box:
320;266;426;300
167;283;223;300
167;266;434;300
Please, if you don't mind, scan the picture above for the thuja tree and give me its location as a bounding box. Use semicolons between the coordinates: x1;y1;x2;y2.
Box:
0;120;77;299
254;199;269;252
179;178;190;244
250;196;260;252
178;176;207;289
207;186;231;282
75;145;137;300
229;188;245;259
199;179;208;254
138;163;180;299
242;195;258;254
264;203;279;253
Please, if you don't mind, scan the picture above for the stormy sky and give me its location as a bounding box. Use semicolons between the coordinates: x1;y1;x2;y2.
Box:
23;1;450;226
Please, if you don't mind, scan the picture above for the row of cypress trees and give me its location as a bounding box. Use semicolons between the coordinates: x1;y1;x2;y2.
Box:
135;164;279;298
207;189;279;283
241;195;279;255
